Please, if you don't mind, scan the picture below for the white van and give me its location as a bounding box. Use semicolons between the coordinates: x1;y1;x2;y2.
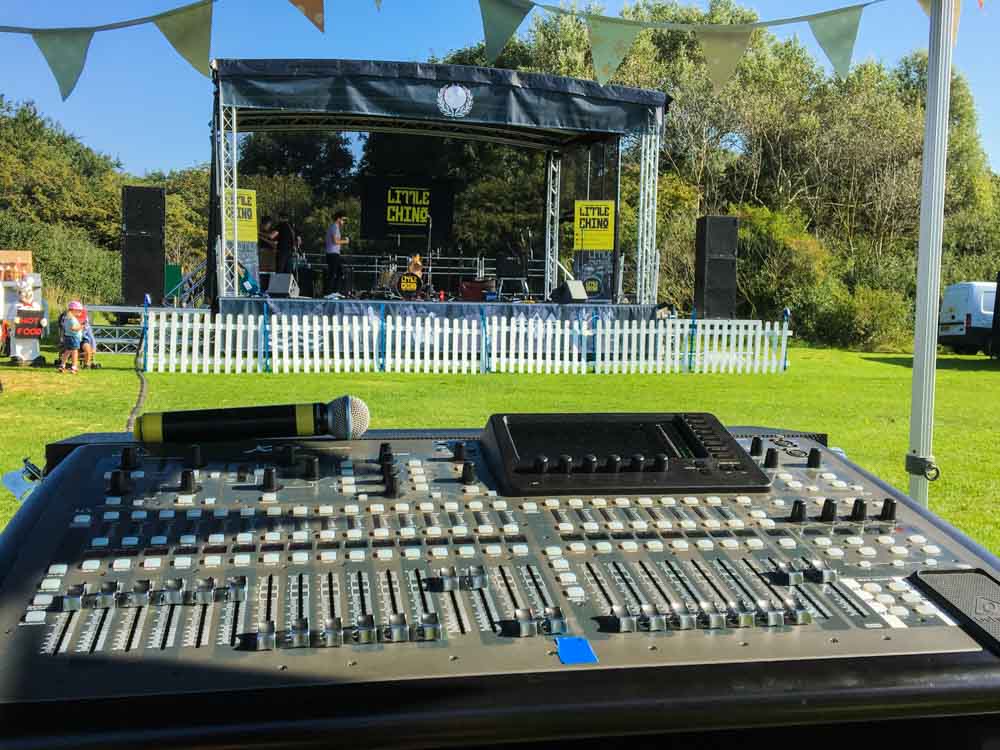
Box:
938;281;996;354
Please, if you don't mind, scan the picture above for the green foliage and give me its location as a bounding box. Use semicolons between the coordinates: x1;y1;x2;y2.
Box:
0;210;120;304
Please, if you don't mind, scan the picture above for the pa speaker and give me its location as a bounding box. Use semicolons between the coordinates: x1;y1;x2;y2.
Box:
552;280;588;304
122;233;164;305
267;273;299;298
122;186;165;236
694;215;739;319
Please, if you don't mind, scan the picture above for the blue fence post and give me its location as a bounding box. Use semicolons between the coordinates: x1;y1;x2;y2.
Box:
687;307;697;373
378;304;387;372
782;307;791;372
141;294;150;372
479;306;490;373
262;300;272;374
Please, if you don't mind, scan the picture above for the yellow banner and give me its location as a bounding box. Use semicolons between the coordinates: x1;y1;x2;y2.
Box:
225;188;258;243
386;186;431;227
573;200;615;250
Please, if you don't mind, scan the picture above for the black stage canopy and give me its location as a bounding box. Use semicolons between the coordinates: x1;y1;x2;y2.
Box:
214;58;669;149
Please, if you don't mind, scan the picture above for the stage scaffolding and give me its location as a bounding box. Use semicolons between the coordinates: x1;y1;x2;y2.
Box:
210;59;668;305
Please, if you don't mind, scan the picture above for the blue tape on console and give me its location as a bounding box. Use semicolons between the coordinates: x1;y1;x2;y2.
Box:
555;637;598;665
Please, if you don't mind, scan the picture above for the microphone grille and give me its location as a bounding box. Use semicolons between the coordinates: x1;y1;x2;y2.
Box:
328;395;370;439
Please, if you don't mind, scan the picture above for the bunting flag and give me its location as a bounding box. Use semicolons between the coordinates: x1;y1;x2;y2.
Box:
482;0;899;88
288;0;325;32
586;15;642;85
808;5;864;78
154;0;214;76
479;0;533;63
31;29;94;100
696;28;754;92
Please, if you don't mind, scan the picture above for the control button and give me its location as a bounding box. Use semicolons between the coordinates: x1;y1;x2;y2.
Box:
671;540;690;552
660;497;676;506
706;495;722;506
174;556;193;569
923;544;941;555
858;546;877;557
916;604;938;616
621;541;639;553
614;497;631;508
845;536;864;547
902;592;922;604
870;602;888;614
703;519;721;530
736;495;752;505
749;510;767;519
682;496;699;506
721;539;739;550
824;547;844;558
320;551;338;562
33;593;54;607
758;519;776;529
39;578;61;592
559;572;578;585
889;606;909;618
513;544;529;556
594;541;613;554
778;538;797;550
204;556;222;568
890;546;908;556
655;520;672;530
727;519;745;529
876;535;895;546
484;544;502;556
876;594;895;605
857;590;874;601
888;581;910;592
349;550;367;562
645;540;664;552
551;558;570;571
813;536;831;547
908;535;928;545
234;554;253;566
695;539;714;551
208;533;225;544
863;583;882;593
680;520;697;530
24;611;46;625
47;564;69;576
375;549;393;561
746;538;764;550
112;558;131;571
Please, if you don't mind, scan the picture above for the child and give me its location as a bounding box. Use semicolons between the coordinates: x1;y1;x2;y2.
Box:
59;301;84;374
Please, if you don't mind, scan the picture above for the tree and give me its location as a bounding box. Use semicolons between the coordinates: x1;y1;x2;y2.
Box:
238;131;355;199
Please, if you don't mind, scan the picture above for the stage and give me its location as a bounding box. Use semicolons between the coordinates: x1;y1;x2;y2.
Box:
217;296;657;323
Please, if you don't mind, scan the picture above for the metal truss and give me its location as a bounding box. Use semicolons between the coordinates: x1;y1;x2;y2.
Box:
635;119;661;305
217;98;240;297
543;152;562;300
91;325;142;354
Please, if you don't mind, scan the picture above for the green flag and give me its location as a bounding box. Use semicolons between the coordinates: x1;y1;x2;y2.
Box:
809;6;863;78
695;28;753;92
586;15;642;85
479;0;533;63
32;30;94;100
154;0;213;77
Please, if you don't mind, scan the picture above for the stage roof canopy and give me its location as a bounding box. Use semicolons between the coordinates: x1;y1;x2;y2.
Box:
213;58;669;150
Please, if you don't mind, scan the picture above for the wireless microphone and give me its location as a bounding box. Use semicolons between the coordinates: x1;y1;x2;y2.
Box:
133;395;370;444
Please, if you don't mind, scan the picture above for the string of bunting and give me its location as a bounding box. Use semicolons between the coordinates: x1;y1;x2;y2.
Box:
479;0;973;89
0;0;379;100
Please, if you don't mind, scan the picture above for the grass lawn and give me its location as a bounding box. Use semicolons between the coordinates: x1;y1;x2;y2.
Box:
2;345;998;550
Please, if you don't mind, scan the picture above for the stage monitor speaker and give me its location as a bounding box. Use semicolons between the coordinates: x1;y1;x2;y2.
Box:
552;280;588;304
267;273;299;298
694;215;739;319
496;250;526;280
122;233;165;305
122;186;165;236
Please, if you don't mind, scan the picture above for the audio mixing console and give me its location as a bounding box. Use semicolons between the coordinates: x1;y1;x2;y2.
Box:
2;411;1000;748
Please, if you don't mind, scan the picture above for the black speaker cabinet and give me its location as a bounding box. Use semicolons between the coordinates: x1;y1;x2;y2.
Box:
694;215;739;319
552;280;588;304
267;273;300;298
122;233;165;305
122;186;165;236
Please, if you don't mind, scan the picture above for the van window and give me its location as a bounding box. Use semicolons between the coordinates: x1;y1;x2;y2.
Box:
984;291;996;314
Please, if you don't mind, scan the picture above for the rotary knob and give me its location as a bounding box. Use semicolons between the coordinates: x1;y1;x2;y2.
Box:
533;455;550;474
605;454;622;474
453;442;466;462
654;453;669;472
879;498;897;522
763;448;779;469
850;498;867;523
558;454;574;475
188;444;205;469
749;437;764;457
807;447;822;469
789;499;807;523
630;454;646;473
304;455;320;481
461;461;476;485
261;467;278;493
820;498;838;523
120;446;140;471
582;454;598;473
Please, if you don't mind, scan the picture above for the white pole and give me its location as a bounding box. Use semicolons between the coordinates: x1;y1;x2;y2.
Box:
908;0;956;507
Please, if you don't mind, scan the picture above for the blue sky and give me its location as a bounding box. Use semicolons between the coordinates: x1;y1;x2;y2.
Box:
1;0;997;175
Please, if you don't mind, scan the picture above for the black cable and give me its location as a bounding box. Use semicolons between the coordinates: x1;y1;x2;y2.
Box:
125;320;148;433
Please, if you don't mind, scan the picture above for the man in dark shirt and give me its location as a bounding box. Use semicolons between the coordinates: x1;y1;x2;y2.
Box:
275;212;296;274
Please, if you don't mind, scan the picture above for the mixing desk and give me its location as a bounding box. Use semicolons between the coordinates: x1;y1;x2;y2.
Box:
2;411;1000;748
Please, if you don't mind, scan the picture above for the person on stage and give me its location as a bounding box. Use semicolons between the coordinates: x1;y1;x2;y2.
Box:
325;210;350;295
275;211;297;274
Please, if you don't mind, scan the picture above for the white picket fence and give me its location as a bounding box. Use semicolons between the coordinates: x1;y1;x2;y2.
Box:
143;311;791;375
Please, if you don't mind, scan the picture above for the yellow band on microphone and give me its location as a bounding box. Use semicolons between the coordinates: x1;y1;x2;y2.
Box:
134;413;163;443
295;403;315;436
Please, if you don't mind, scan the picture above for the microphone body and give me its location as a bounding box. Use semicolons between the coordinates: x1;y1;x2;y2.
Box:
134;395;369;444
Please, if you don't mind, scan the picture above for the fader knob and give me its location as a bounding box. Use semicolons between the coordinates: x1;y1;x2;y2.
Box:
108;470;130;496
189;444;205;469
763;448;779;469
261;467;278;493
321;617;343;647
418;612;440;641
789;499;807;523
120;446;139;471
630;454;646;473
750;437;764;457
850;498;867;523
256;621;276;651
385;470;400;499
879;498;897;522
461;461;476;485
290;617;310;648
305;455;320;481
807;447;822;469
605;454;622;474
654;453;669;472
453;442;466;462
180;469;197;494
533;455;550;474
582;454;598;473
378;442;392;463
558;454;574;475
820;498;838;523
354;614;377;644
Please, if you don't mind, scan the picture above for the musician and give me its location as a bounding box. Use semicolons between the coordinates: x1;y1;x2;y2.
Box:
407;254;424;279
325;211;350;294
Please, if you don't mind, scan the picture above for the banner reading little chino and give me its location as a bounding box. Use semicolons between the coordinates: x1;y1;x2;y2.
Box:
573;200;615;250
361;178;454;244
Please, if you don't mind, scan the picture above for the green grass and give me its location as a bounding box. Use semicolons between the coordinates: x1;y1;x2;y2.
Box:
2;345;999;551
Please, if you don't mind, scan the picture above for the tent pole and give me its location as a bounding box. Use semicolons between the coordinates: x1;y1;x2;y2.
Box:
907;0;957;507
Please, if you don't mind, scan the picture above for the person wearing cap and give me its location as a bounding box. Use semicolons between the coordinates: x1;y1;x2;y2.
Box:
58;301;84;374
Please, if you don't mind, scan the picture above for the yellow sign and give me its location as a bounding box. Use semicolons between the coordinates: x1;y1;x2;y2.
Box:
386;187;430;227
224;189;258;242
573;200;615;250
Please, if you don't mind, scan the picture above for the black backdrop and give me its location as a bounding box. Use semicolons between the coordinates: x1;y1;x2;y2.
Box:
360;177;455;245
